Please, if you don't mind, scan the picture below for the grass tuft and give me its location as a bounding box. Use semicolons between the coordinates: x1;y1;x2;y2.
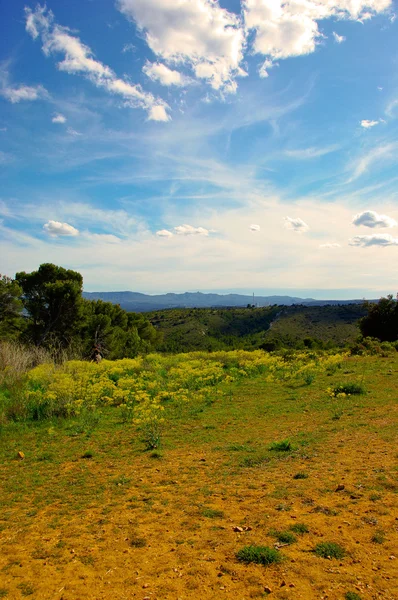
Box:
289;522;309;535
293;472;308;479
345;593;362;600
236;545;282;566
268;439;292;452
313;542;346;559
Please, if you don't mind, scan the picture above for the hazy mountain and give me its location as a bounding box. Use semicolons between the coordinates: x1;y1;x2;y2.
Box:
82;290;367;313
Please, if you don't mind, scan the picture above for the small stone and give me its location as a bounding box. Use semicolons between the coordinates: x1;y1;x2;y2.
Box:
335;484;345;492
142;584;149;588
389;555;396;560
17;451;25;460
233;526;244;532
199;458;206;462
264;587;272;595
280;581;286;587
289;583;295;588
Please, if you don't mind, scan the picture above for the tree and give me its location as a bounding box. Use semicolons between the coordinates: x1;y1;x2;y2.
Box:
359;295;398;342
16;263;83;347
0;275;24;339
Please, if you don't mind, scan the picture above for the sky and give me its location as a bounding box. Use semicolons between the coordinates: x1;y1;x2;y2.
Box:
0;0;398;299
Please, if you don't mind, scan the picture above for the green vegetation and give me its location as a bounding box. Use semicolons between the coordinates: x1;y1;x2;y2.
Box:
268;439;292;452
329;382;366;396
236;545;282;565
345;593;362;600
148;303;367;352
313;542;346;559
289;523;309;534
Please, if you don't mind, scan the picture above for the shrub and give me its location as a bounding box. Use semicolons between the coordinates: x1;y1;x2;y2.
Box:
328;382;366;397
345;593;362;600
313;542;346;559
269;439;292;452
289;523;309;534
293;472;308;479
236;545;282;565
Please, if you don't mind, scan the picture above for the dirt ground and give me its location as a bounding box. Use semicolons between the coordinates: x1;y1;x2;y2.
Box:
1;361;397;600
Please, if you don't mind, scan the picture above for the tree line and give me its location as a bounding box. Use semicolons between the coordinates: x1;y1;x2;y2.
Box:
0;264;162;359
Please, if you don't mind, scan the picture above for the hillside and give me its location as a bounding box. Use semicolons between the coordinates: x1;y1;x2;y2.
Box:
148;304;367;352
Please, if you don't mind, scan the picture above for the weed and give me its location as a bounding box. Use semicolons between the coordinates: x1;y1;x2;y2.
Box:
293;472;308;479
268;439;292;452
329;383;366;397
236;545;282;566
371;530;385;544
369;493;381;502
272;530;297;544
289;523;309;534
130;534;147;548
81;451;94;459
201;508;224;519
0;590;8;598
149;450;162;459
113;476;130;486
240;455;269;467
345;593;362;600
16;583;35;597
275;503;291;512
313;542;346;559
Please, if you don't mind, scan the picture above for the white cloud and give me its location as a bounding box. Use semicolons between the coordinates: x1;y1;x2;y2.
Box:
352;210;397;228
0;79;47;103
349;234;398;247
122;43;135;53
117;0;246;93
361;119;379;128
319;242;341;248
250;224;261;231
43;220;79;237
143;62;188;87
333;32;346;43
67;127;83;136
174;224;210;236
25;5;170;122
284;216;309;232
52;113;66;123
244;0;391;64
156;229;173;237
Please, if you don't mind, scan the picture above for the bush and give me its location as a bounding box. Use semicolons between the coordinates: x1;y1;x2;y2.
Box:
329;382;365;397
236;545;282;565
313;542;346;559
269;439;292;452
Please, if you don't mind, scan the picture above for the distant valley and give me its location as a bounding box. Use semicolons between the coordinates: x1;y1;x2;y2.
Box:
82;290;369;313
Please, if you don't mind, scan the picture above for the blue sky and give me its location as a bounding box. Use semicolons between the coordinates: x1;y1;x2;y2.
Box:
1;0;398;298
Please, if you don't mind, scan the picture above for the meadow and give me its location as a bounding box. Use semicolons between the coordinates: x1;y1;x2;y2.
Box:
0;347;397;599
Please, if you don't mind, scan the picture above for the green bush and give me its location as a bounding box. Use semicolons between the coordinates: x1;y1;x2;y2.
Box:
236;545;282;565
313;542;346;559
269;439;292;452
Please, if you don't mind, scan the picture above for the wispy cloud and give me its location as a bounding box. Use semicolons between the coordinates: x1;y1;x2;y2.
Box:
25;5;170;121
0;63;47;103
285;145;339;159
349;142;398;181
333;32;346;43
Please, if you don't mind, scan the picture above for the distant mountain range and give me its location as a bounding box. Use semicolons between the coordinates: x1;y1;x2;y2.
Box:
82;290;368;313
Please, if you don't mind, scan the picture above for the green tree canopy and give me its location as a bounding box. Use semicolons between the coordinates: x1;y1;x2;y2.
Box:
359;295;398;342
0;275;24;339
16;263;83;347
